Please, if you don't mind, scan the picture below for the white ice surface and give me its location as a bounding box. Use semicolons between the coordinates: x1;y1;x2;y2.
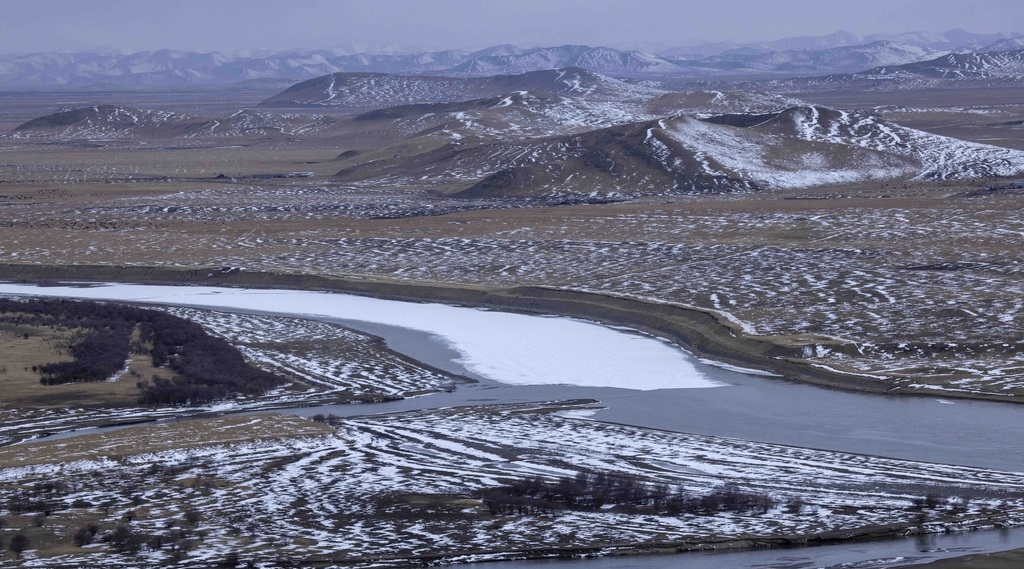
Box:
0;283;721;391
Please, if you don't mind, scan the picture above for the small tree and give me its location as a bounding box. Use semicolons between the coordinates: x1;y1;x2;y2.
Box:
924;492;946;509
105;525;143;554
9;533;30;559
218;551;240;568
183;509;203;526
73;527;93;547
784;497;806;514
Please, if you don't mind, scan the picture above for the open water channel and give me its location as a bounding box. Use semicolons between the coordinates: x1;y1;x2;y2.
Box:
2;282;1023;568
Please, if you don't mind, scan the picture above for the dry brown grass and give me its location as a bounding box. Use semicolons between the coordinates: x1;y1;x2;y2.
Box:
0;318;151;408
0;413;333;468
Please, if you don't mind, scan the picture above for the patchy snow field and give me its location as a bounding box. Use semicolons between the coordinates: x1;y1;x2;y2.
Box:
2;404;1022;567
162;307;456;397
0;282;720;391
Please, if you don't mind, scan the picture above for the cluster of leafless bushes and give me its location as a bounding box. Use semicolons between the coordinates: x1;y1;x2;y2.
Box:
479;471;777;517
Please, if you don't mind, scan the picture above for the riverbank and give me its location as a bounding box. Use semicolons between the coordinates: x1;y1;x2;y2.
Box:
897;548;1024;569
0;262;1017;406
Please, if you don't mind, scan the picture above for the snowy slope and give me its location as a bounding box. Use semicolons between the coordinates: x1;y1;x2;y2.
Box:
760;106;1024;179
658;115;917;189
858;48;1024;79
337;103;1024;197
355;90;660;139
2;32;1021;86
9;105;192;139
647;90;809;116
979;35;1024;53
180;110;337;137
8;105;339;140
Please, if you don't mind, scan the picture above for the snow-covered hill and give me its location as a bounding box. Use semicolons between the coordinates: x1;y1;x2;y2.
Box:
333;103;1024;198
257;68;663;108
7;105;338;140
9;105;192;139
759;106;1024;179
860;48;1024;79
351;89;809;141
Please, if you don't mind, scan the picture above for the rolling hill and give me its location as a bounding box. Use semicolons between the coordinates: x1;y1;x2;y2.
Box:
859;47;1024;79
7;105;339;140
333;104;1024;198
257;67;662;109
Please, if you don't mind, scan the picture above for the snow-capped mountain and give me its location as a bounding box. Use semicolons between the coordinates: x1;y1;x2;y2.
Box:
669;41;945;75
350;89;811;142
3;32;1014;87
748;45;1024;93
874;28;1020;52
447;45;679;76
662;29;1022;59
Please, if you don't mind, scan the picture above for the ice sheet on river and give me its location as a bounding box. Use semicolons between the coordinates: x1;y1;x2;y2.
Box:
0;283;721;391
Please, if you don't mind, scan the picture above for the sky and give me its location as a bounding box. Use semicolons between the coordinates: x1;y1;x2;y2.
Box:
2;0;1023;55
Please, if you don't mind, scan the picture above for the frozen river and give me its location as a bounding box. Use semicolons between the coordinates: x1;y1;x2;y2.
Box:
2;282;1024;568
1;282;1022;472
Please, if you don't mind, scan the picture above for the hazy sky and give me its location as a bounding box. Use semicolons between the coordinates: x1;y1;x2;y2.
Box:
3;0;1022;55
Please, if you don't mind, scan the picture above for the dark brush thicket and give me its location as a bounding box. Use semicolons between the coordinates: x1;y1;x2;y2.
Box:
38;327;132;384
479;471;776;517
0;298;285;405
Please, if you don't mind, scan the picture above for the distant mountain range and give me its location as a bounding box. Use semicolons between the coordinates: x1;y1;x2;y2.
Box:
660;28;1021;58
1;29;1020;87
753;46;1024;92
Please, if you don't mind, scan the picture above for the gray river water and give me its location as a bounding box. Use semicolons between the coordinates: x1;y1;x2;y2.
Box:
305;317;1024;473
464;527;1024;569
